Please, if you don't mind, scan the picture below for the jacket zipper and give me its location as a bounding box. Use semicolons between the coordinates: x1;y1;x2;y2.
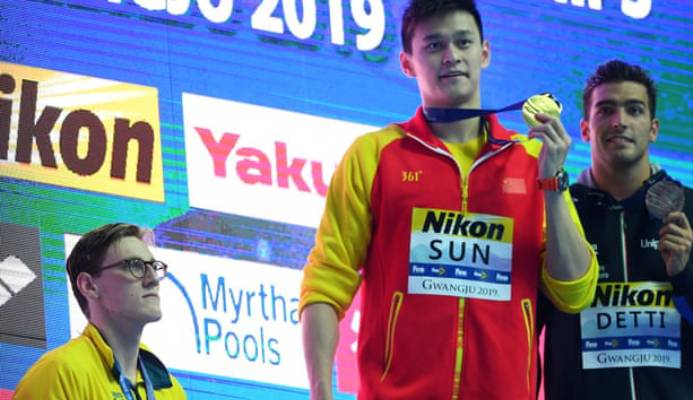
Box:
406;133;514;399
521;298;534;392
619;212;637;400
381;291;404;382
451;298;465;400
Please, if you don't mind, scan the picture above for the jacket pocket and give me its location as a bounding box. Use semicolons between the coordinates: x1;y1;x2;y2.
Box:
381;291;404;382
521;298;534;391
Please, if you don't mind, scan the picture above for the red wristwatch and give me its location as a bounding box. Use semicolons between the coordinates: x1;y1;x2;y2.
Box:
538;169;569;192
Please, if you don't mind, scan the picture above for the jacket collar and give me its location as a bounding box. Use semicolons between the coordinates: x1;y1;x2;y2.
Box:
577;164;662;188
398;107;515;152
573;165;668;210
84;323;174;390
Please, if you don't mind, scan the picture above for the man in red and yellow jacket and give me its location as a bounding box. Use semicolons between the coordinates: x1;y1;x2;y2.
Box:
300;1;598;399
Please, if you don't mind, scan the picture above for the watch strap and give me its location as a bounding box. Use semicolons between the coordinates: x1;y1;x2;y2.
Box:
538;169;568;192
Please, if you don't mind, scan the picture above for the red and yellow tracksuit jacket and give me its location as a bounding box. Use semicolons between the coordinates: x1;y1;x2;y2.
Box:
300;108;598;399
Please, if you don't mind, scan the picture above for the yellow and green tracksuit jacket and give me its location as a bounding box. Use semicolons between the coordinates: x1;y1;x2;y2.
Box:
13;323;186;399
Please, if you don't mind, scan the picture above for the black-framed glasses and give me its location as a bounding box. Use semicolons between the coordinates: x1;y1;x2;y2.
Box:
98;258;168;280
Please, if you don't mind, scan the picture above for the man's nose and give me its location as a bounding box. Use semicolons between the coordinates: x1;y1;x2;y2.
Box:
442;45;461;65
142;263;159;286
611;108;628;128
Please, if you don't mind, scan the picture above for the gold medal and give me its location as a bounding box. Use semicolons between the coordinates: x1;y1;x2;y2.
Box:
522;93;562;127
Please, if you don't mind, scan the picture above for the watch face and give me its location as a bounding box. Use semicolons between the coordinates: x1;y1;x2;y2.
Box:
557;170;569;191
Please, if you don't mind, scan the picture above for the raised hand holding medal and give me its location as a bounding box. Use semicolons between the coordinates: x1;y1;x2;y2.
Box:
648;179;692;276
524;93;571;181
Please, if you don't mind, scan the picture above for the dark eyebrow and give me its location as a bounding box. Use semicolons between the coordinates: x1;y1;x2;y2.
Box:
624;99;647;107
593;100;616;109
422;33;444;42
594;99;646;108
123;257;156;263
422;30;473;42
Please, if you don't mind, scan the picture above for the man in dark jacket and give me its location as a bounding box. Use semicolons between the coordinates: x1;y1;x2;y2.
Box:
540;59;693;399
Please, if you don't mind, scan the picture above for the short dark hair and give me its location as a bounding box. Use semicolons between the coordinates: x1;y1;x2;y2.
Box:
401;0;484;54
583;59;657;119
66;223;143;317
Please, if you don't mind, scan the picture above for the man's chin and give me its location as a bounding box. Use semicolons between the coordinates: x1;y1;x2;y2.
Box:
605;152;645;169
142;309;163;323
151;312;163;322
431;91;475;108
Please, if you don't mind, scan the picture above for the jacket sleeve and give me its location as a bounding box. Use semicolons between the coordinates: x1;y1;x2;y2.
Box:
540;190;599;313
671;263;693;325
299;130;396;320
671;193;693;325
670;190;693;325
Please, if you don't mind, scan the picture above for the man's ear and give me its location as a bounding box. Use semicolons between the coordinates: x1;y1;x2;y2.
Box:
400;51;415;77
481;40;491;69
77;272;99;301
580;118;590;142
649;118;659;143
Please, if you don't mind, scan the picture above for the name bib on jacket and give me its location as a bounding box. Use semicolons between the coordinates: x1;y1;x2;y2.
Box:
580;281;681;369
408;208;514;301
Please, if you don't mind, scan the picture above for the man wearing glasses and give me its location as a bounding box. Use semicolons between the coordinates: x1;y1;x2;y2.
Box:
13;223;186;399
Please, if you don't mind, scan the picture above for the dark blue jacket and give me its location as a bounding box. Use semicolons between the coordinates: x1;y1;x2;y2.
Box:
539;168;693;400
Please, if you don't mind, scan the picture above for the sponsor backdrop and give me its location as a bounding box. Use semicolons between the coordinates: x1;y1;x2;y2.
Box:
0;0;691;398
